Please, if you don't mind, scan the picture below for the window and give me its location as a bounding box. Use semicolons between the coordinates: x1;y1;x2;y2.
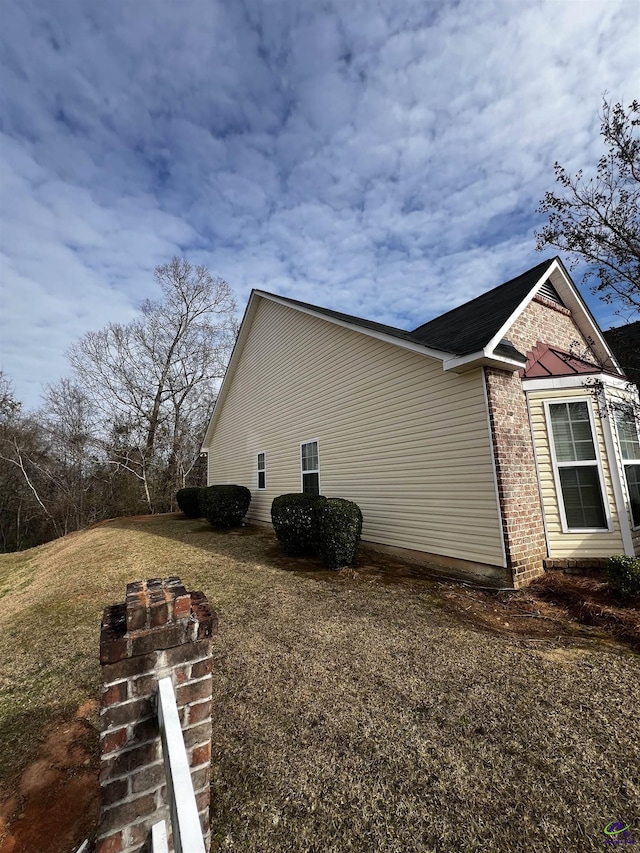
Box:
614;407;640;528
257;452;266;490
546;400;608;530
301;440;320;494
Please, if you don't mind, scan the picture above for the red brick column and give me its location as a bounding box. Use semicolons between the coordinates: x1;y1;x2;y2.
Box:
484;368;547;587
97;577;216;853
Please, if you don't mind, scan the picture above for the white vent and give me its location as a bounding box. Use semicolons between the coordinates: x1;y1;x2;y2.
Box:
538;280;565;306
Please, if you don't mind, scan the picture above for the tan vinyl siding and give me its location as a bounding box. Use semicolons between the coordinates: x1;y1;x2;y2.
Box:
206;297;505;566
527;388;624;557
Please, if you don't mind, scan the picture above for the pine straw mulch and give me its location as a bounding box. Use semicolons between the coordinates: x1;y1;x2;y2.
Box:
529;572;640;650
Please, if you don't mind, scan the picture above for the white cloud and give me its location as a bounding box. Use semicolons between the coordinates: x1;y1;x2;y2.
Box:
0;0;637;407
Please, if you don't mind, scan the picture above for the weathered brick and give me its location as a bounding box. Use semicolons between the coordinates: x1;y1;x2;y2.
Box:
96;831;123;853
130;623;190;656
103;653;157;684
100;741;160;783
100;777;129;807
131;673;157;698
195;789;210;812
130;761;165;794
176;679;211;707
191;658;212;679
101;698;153;730
182;721;212;750
129;715;159;745
102;681;128;708
100;793;156;834
161;640;213;668
101;727;128;755
190;742;211;766
187;699;212;725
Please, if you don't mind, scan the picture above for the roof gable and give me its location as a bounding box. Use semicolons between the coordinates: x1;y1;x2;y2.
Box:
410;258;555;356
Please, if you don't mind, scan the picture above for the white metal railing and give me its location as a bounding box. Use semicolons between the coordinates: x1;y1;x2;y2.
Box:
153;676;206;853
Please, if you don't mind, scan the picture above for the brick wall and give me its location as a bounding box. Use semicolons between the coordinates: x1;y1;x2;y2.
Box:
484;295;602;587
484;368;547;587
507;295;598;362
98;577;216;853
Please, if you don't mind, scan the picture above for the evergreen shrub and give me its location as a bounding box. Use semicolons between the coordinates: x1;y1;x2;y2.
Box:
316;497;363;569
608;555;640;598
271;493;363;568
176;487;202;518
200;484;251;529
271;493;327;556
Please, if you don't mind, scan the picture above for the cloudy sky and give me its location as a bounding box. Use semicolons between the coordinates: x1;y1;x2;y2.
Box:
0;0;638;408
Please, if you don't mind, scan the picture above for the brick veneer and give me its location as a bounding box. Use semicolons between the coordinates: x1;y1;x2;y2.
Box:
509;295;598;363
484;367;547;587
97;577;217;853
484;294;605;587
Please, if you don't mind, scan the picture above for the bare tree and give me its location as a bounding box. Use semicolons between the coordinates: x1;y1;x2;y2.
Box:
536;98;640;314
68;258;237;511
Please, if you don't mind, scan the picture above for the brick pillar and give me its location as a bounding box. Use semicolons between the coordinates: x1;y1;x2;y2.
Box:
97;577;216;853
484;367;547;588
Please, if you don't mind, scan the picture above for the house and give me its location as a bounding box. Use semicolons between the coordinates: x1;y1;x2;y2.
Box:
201;257;640;588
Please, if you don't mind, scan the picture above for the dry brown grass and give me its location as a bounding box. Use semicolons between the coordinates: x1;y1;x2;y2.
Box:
0;516;639;853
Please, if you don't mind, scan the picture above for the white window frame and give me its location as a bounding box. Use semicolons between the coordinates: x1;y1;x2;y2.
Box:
300;439;320;495
256;451;266;490
612;405;640;530
544;397;613;533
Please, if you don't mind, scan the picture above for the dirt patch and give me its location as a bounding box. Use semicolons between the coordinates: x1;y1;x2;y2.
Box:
0;702;99;853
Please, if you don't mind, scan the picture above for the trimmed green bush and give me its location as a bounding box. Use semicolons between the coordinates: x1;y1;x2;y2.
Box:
271;493;327;556
608;555;640;598
176;487;202;518
200;484;251;529
316;498;363;569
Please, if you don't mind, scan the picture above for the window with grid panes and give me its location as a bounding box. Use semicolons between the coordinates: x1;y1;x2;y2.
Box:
615;407;640;527
301;440;319;494
547;401;607;529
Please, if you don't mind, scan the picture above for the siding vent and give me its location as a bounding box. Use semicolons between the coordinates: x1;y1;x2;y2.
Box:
538;280;565;306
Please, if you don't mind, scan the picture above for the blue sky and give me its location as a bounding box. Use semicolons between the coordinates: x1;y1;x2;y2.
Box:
0;0;638;409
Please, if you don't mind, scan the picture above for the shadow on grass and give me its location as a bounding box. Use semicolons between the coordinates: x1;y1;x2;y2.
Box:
111;514;640;653
111;513;450;589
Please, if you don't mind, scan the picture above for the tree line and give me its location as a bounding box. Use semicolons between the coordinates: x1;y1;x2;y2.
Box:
0;258;238;552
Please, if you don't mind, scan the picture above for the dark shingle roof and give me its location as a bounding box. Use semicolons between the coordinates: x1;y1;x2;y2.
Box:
258;258;557;358
256;291;424;348
410;258;556;355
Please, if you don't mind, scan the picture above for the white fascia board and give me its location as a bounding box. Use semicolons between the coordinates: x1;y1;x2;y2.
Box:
544;263;624;374
443;349;526;373
484;259;559;357
482;258;623;376
255;292;450;363
522;373;630;392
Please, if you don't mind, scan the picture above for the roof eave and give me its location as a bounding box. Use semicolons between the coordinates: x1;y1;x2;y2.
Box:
254;291;452;362
443;349;527;374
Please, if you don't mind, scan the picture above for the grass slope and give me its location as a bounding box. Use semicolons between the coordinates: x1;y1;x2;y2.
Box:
1;516;639;852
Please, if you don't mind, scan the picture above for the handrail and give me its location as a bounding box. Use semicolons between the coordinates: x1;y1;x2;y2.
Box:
156;676;206;853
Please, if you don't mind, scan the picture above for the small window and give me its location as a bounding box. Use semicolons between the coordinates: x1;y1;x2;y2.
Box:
547;400;608;530
301;440;320;495
257;452;266;490
614;407;640;528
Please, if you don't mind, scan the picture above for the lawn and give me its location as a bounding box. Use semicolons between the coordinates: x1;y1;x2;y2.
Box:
0;515;638;853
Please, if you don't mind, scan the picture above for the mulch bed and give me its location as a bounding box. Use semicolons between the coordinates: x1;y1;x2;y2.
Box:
529;572;640;650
